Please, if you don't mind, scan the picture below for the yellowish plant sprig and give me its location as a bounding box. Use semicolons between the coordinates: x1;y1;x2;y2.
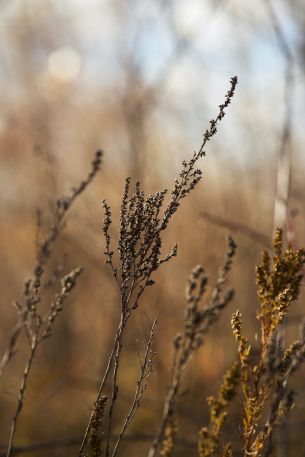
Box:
231;229;305;457
231;311;250;371
222;443;233;457
159;415;177;457
231;310;267;457
199;428;218;457
198;362;239;457
253;229;305;412
253;229;305;397
256;228;305;342
272;227;282;257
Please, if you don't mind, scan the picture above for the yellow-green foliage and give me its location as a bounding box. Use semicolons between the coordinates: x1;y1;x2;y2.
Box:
256;228;305;333
231;229;305;457
198;362;239;457
221;443;233;457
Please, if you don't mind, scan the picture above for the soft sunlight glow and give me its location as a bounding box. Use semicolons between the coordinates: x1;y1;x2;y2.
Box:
173;0;209;37
48;46;82;82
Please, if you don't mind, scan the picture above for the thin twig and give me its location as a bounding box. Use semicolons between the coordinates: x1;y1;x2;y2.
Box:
6;333;39;457
105;316;128;457
201;210;270;248
112;317;158;457
79;322;125;456
0;323;23;378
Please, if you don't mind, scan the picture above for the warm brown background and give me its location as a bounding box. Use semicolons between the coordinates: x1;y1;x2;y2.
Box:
0;1;305;455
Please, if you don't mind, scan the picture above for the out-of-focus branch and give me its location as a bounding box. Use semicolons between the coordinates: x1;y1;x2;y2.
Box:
266;0;295;244
148;238;236;457
2;151;102;457
201;210;270;248
0;151;102;379
111;317;158;457
265;5;299;454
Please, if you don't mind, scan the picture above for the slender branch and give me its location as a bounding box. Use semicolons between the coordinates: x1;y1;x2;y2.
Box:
105;316;127;457
6;333;39;457
111;317;158;457
0;323;23;378
201;210;270;248
78;327;122;456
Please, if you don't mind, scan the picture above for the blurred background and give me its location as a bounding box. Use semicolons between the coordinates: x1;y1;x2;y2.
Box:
0;0;305;455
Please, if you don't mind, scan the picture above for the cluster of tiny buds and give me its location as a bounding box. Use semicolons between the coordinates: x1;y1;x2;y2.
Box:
44;267;83;338
61;267;83;295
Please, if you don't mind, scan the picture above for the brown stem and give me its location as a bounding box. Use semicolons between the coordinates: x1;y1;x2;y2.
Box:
112;317;157;457
6;334;39;457
78;315;128;456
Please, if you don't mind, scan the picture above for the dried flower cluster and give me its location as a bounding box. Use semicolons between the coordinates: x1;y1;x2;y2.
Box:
102;180;177;314
148;237;237;457
2;151;102;457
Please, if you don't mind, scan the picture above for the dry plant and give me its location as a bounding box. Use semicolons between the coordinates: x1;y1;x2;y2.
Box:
2;151;102;457
2;74;305;457
148;237;237;457
79;77;238;457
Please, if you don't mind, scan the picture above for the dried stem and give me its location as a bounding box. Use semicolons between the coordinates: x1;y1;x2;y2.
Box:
0;323;23;378
79;323;125;456
6;333;39;457
105;316;128;457
111;317;158;457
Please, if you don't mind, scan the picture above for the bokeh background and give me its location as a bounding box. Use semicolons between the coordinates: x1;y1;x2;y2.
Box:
1;0;305;455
